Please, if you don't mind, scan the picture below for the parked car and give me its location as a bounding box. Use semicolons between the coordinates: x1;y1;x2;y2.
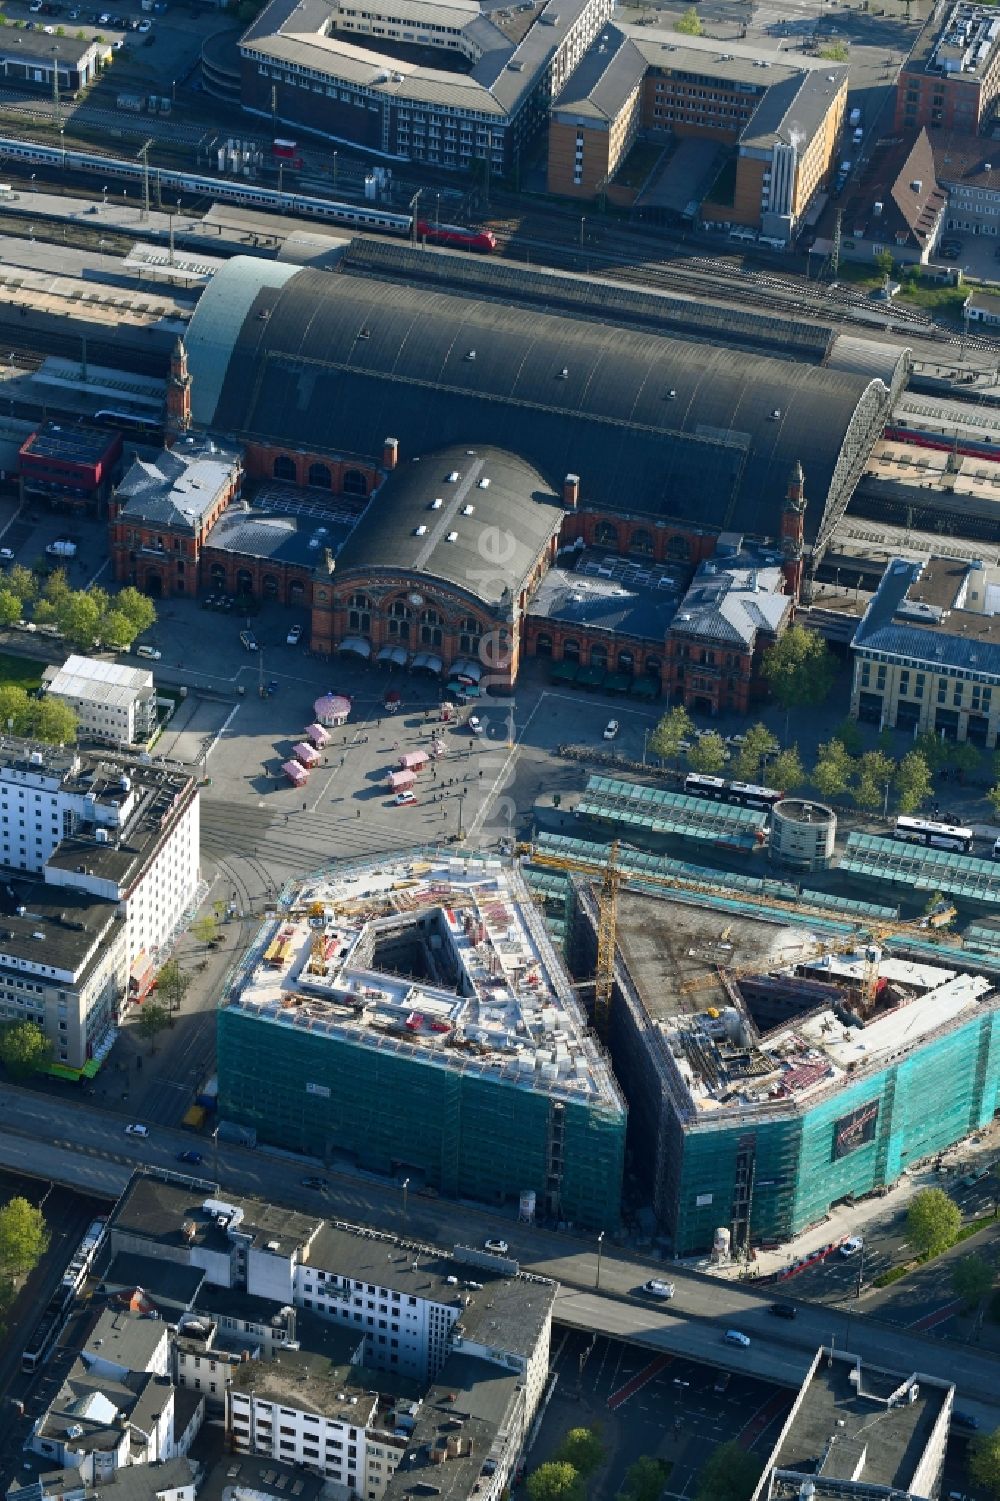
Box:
603;719;619;740
484;1238;509;1255
467;716;483;735
176;1150;203;1165
240;629;258;652
724;1329;751;1348
952;1411;979;1432
135;645;161;660
0;548;13;561
29;1;44;12
642;1278;675;1299
137;15;151;27
286;624;302;646
393;790;417;806
124;1123;149;1138
839;1236;864;1257
769;1301;797;1319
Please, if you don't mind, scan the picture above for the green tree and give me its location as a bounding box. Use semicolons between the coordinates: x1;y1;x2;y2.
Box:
687;732;728;774
760;624;837;712
27;697;78;745
0;683;29;733
913;731;949;773
894;750;933;814
988;783;1000;820
853;750;895;811
101;610;137;653
42;568;70;605
647;705;694;761
0;1196;49;1277
617;1456;668;1501
0;588;20;627
952;1254;994;1308
31;598;58;627
874;248;894;278
833;716;863;756
770;745;806;792
969;1427;1000;1499
0;1020;52;1079
557;1429;603;1478
731;722;779;782
907;1187;961;1257
675;4;702;32
8;564;36;604
812;738;853;799
136;999;170;1054
114;586;156;637
527;1463;583;1501
156;959;192;1013
949;741;981;778
695;1441;763;1501
819;40;849;59
55;591;101;650
192;913;218;947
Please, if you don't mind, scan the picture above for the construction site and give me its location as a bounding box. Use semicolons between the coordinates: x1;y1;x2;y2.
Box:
567;857;1000;1257
216;853;626;1231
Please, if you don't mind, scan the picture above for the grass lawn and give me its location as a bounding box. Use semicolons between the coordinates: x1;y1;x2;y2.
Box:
0;652;44;692
896;275;971;317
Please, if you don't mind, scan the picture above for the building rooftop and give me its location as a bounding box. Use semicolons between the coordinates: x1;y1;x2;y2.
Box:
383;1353;521;1501
205;508;333;568
197;1456;325;1501
115;436;240;530
225;854;624;1112
0;28;100;62
110;1175;322;1262
81;1307;167;1373
764;1348;951;1496
528;552;683;643
19;422;121;468
930;126;1000;190
100;1250;205;1312
903;0;1000;83
43;655;154;711
334;446;563;606
865;438;1000;510
0;874;121;980
843;129;946;250
671;538;791;647
852;554;1000;672
611;886;997;1122
550;26;646;121
11;1458;197;1501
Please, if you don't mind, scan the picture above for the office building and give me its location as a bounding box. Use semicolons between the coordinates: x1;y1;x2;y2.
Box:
850;554;1000;747
895;0;1000;136
217;854;626;1229
43;655;158;748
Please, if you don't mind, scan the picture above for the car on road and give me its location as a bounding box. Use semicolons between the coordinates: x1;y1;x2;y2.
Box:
239;630;258;652
467;716;483;735
769;1301;797;1319
286;623;302;646
839;1236;864;1257
724;1329;751;1348
484;1238;509;1255
29;1;43;11
300;1176;328;1190
393;790;417;806
642;1278;675;1299
0;548;13;561
952;1412;979;1431
135;645;161;660
137;15;151;27
677;738;692;752
603;719;619;740
124;1123;149;1138
176;1150;203;1165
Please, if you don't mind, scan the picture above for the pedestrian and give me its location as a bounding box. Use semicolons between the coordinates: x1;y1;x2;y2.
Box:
479;769;483;779
302;801;307;812
340;755;346;766
285;814;289;824
356;808;361;819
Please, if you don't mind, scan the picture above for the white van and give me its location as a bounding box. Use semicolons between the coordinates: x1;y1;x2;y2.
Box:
992;837;1000;861
759;236;787;251
729;226;757;243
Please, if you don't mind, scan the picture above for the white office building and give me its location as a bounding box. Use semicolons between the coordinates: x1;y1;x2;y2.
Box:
43;655;158;748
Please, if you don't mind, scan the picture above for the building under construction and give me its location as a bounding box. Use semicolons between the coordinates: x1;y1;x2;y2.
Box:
570;881;1000;1255
217;853;626;1231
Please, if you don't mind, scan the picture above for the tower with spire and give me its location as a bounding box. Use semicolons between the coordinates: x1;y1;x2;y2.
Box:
780;459;807;600
166;336;192;443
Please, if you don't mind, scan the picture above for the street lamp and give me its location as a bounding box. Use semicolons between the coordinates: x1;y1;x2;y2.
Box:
401;1176;410;1230
579;214;586;247
595;1230;605;1289
457;788;467;841
332;150;338;189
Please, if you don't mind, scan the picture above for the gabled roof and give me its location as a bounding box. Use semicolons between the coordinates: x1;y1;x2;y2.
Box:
843;129;946;248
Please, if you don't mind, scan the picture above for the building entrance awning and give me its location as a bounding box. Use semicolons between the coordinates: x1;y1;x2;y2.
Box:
339;637;371;660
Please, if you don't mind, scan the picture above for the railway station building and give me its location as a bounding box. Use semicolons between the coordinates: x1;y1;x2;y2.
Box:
174;246;906;697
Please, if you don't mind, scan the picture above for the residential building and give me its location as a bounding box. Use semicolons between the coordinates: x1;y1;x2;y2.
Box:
42;656;157;748
0;740;200;1069
216;854;626;1229
850;554;1000;746
570;881;1000;1254
752;1347;953;1501
7;1460;197;1501
238;0;614;176
932;127;1000;239
18;423;123;514
840;129;947;264
547;23;847;239
895;0;1000;136
106;1175;556;1501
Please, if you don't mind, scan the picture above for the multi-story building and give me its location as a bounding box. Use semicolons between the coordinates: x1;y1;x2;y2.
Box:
850;554;1000;747
570;881;1000;1255
840;129;947;265
216;854;626;1230
0;740;200;1068
238;0;613;175
18;422;123;514
107;1175;556;1501
895;0;1000;135
932;127;1000;240
42;655;158;748
547;23;847;239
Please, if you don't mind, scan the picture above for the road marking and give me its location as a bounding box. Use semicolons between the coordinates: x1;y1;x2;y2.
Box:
908;1298;963;1331
607;1353;672;1412
736;1391;790;1450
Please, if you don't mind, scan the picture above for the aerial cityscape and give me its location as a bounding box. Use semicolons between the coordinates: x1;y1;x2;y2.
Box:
1;0;1000;1496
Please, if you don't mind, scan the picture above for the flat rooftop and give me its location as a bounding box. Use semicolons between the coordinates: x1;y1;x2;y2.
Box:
866;439;1000;507
611;887;997;1120
44;655;154;709
768;1350;950;1494
904;0;1000;83
20;422;120;467
226;855;623;1112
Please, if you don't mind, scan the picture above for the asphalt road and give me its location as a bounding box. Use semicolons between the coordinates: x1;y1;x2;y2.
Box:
1;1087;1000;1428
